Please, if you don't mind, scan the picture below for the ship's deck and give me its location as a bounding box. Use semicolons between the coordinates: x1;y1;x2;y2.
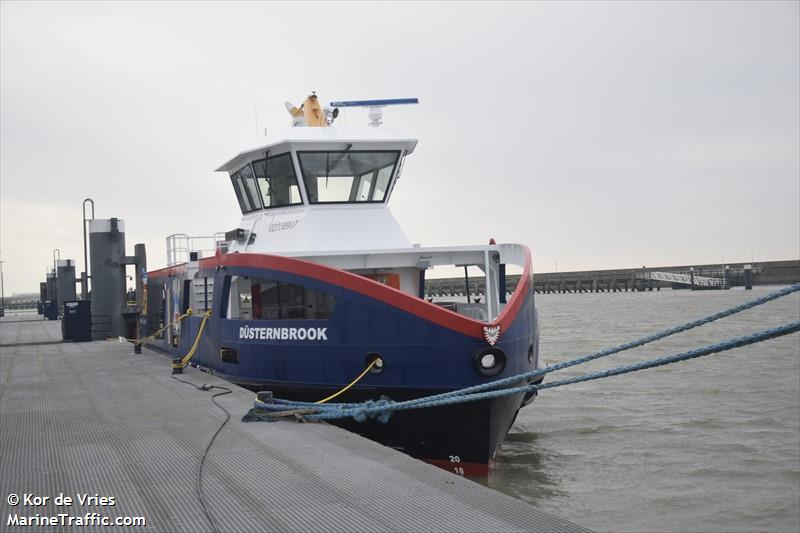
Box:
0;313;591;532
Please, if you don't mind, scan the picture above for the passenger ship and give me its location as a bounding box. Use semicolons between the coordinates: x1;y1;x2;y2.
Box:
143;95;541;476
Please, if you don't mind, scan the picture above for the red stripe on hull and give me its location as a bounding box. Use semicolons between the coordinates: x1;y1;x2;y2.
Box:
149;246;532;340
148;264;186;279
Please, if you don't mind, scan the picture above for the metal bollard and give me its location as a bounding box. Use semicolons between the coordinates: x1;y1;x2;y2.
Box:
257;391;274;404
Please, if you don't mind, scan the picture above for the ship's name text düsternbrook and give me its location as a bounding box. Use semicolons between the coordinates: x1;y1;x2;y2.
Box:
239;326;328;341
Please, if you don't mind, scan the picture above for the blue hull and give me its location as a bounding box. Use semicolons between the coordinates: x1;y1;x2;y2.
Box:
145;255;540;475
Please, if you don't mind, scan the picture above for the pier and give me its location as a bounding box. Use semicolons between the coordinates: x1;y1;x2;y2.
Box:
0;315;590;533
424;259;800;297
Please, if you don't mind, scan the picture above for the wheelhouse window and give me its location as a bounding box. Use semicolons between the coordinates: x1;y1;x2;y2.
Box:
251;153;303;208
298;151;400;204
229;276;335;320
230;164;261;214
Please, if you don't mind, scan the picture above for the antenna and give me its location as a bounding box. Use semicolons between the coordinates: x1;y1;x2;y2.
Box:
329;98;419;127
253;105;259;139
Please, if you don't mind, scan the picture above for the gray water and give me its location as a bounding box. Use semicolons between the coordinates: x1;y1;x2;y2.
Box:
488;286;800;532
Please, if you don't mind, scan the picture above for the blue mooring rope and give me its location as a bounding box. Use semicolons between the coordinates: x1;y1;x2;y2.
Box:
245;283;800;423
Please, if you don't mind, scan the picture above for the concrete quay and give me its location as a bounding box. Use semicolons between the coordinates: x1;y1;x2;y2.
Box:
0;316;590;532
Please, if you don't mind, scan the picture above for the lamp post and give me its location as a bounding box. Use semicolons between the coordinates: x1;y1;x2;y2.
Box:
0;259;5;314
82;198;95;300
53;248;61;305
53;248;60;276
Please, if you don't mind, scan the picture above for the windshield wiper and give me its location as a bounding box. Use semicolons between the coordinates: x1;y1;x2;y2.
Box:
325;144;353;186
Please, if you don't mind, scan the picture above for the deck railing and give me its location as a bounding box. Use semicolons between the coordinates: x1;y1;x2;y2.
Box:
166;233;226;266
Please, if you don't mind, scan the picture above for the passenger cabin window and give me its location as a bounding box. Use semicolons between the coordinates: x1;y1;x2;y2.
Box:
230;164;261;214
229;276;335;320
251;153;303;208
298;151;400;204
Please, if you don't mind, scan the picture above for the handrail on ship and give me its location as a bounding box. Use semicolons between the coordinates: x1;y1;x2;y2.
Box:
166;233;226;266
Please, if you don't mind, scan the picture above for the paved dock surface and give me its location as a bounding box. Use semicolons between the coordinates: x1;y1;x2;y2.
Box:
0;316;590;532
0;313;62;346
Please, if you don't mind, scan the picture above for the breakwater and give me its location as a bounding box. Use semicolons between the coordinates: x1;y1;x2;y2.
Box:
425;260;800;296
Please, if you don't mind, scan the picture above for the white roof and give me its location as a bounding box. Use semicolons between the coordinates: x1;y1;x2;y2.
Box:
216;126;418;173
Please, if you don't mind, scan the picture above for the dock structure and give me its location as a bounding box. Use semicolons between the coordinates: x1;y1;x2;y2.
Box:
0;294;40;311
0;315;590;533
425;259;800;297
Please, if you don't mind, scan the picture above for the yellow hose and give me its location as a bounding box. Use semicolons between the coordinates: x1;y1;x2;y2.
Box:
120;310;192;346
315;358;380;404
178;311;212;368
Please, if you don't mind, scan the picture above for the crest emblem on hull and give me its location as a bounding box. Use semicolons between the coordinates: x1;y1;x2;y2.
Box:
483;325;501;346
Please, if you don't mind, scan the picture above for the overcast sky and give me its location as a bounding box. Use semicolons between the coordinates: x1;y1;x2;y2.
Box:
1;1;798;294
